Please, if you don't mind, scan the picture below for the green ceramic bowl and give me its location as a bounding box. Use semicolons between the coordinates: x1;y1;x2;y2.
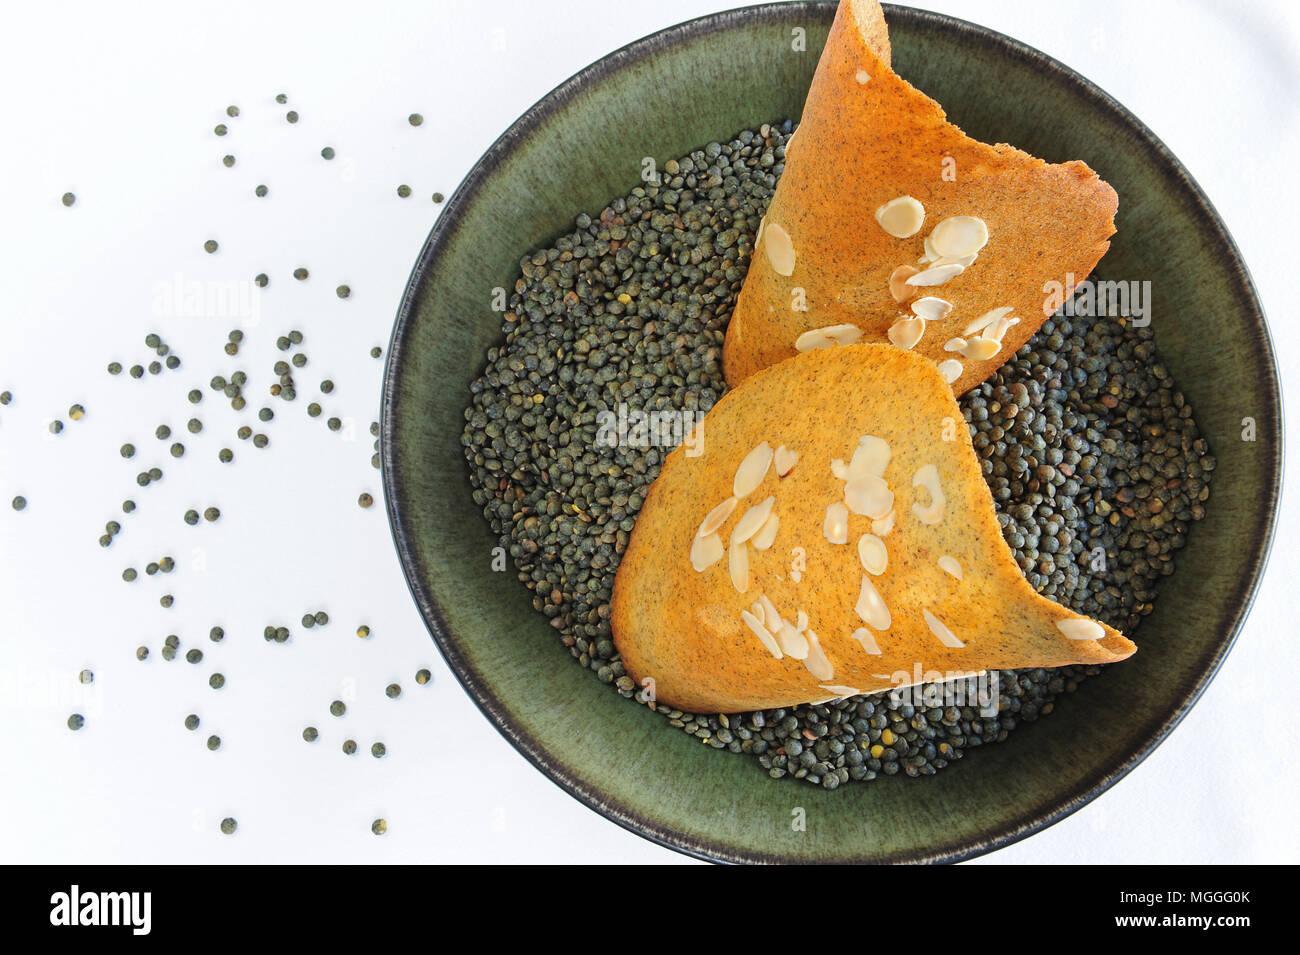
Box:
381;2;1281;863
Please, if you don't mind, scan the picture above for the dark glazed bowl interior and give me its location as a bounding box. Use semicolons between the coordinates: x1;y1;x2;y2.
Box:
381;2;1281;863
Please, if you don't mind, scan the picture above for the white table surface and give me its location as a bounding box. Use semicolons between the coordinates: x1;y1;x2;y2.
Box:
1;0;1295;864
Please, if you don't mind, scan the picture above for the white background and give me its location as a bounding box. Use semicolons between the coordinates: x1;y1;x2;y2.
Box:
1;0;1296;864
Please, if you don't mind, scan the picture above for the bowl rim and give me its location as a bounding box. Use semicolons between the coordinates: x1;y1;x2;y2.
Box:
380;0;1283;864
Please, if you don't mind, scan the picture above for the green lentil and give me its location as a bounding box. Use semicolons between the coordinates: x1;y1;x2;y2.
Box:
170;442;185;458
209;673;225;689
210;626;224;642
314;611;328;626
129;365;144;378
292;353;306;368
289;330;303;344
319;379;334;394
432;192;444;203
67;714;84;731
148;467;162;481
335;285;349;298
329;700;345;717
415;669;431;685
285;110;298;123
185;714;200;730
136;646;149;661
226;105;239;117
342;739;357;755
237;426;252;440
220;817;237;835
188;389;203;404
204;239;218;254
62;192;76;207
98;534;112;548
370;347;382;359
48;420;63;435
122;500;136;513
207;735;220;751
327;417;341;431
0;390;10;404
408;113;423;126
255;185;268;198
385;684;401;699
222;154;235;167
188;418;202;433
12;496;26;511
303;727;318;742
204;507;220;522
307;403;321;417
293;268;308;281
253;433;268;448
122;567;137;582
69;403;85;420
219;448;233;463
356;625;370;639
214;123;227;136
184;509;199;525
321;146;335;160
358;493;373;508
78;669;93;684
166;355;180;369
397;185;411;198
160;556;174;572
160;594;174;609
148;361;162;375
255;273;268;287
258;407;273;422
276;93;288;104
371;819;387;835
371;742;386;759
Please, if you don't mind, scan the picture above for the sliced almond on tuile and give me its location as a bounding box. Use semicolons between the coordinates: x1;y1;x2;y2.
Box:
857;533;888;575
844;474;894;519
932;252;978;269
984;314;1020;344
795;609;809;632
959;337;1001;361
912;464;946;525
823;500;849;544
917;235;939;265
962;306;1014;337
888;265;920;303
759;594;787;634
1057;618;1105;641
905;263;964;287
741;610;783;659
773;445;799;477
696;496;738;538
728;535;749;593
819;684;862;697
794;323;864;353
923;609;964;648
849;435;891;478
733;442;773;498
690;532;724;571
943;337;967;352
871;508;896;537
851;627;882;656
751;511;780;551
732;496;776;544
910;296;953;322
764;221;796;276
938;554;963;580
887;316;925;350
874;195;925;239
830;458;849;480
777;623;810;660
937;358;962;384
854;575;891;631
751;600;765;625
929;215;989;258
801;630;834;681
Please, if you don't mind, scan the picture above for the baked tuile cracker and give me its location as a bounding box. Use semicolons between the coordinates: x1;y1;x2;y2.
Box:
612;344;1134;714
722;0;1118;396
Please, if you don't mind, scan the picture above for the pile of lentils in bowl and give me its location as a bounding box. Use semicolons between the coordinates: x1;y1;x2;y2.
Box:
461;120;1215;789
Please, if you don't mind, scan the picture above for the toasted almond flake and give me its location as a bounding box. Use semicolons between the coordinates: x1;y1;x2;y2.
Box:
937;359;962;384
851;627;882;655
732;495;775;544
932;252;978;269
984;314;1020;344
751;601;765;625
938;554;963;580
905;263;964;287
1057;617;1105;641
912;464;946;525
844;474;893;520
689;532;724;571
849;435;891;478
887;316;925;350
910;296;952;322
733;442;773;498
888;265;919;303
962;306;1014;337
923;608;964;648
801;629;834;681
777;623;809;660
752;511;780;551
755;216;765;247
854;575;891;631
773;445;798;477
960;337;1001;361
764;221;795;276
875;195;925;239
930;215;989;258
943;337;967;352
759;594;786;633
871;509;896;537
854;69;870;84
819;684;861;697
823;500;849;544
795;609;809;631
857;533;888;575
696;496;738;538
794;323;863;353
741;610;783;659
918;236;939;264
830;458;849;480
728;538;749;593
